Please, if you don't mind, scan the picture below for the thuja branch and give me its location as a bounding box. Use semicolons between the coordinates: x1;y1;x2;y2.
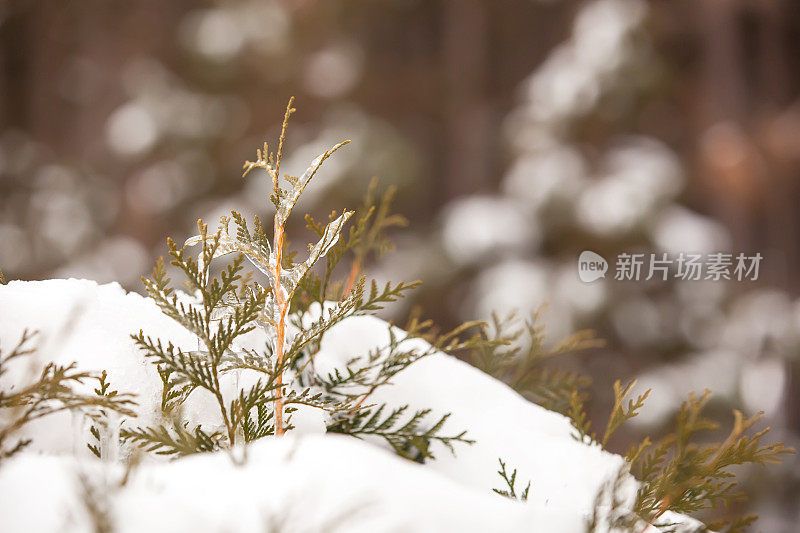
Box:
134;100;471;463
342;180;407;298
240;98;350;435
576;384;793;532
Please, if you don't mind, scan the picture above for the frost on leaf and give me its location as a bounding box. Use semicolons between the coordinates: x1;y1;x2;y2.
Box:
271;140;350;227
279;210;353;299
184;216;272;279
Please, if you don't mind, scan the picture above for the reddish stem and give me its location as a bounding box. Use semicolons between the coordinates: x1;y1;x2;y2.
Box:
273;223;287;436
342;257;362;298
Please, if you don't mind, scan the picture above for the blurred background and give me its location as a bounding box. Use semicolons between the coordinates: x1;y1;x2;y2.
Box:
1;0;800;528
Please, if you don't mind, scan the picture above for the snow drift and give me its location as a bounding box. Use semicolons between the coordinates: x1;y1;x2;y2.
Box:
0;279;699;532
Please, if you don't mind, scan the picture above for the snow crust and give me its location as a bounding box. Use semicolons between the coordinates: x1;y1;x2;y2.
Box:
0;279;700;532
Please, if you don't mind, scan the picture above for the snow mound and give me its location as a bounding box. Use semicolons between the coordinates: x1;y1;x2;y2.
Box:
0;435;539;532
0;279;699;532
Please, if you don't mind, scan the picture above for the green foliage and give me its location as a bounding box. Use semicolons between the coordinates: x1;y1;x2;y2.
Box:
575;383;793;532
706;514;758;533
328;405;473;462
470;309;601;414
0;268;5;285
350;178;409;262
121;423;221;456
492;458;530;500
130;101;473;461
316;316;487;409
568;389;593;443
130;231;274;449
604;380;651;449
0;330;136;462
300;177;408;306
568;379;650;448
285;278;420;375
87;370;128;458
631;392;792;530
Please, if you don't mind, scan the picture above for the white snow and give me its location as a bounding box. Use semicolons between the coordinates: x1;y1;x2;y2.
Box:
501;146;587;214
518;0;646;128
649;206;731;256
0;435;543;533
576;137;683;238
467;259;578;344
0;279;702;532
106;102;158;157
440;195;539;266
